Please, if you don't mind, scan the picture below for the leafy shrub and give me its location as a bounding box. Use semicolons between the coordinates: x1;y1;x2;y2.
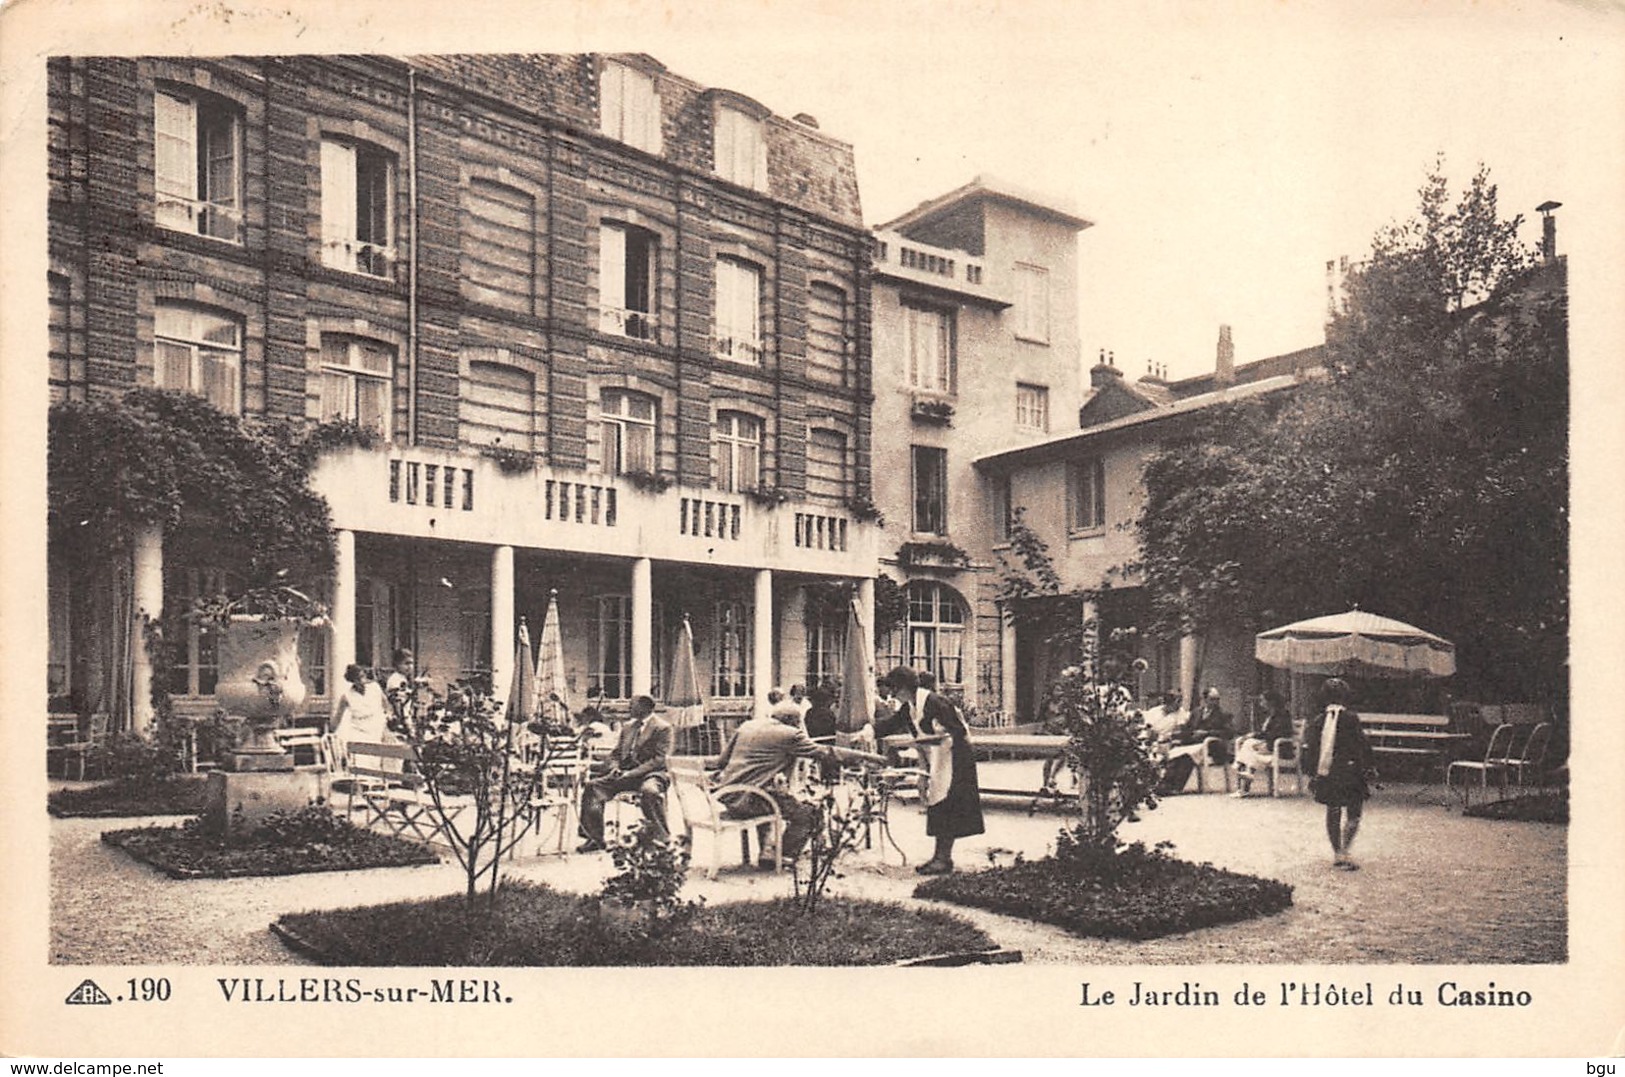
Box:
915;841;1293;941
274;883;994;966
599;827;699;939
254;803;358;847
102;820;437;879
89;732;182;790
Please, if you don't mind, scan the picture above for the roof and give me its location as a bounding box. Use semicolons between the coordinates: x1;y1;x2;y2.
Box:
975;373;1304;471
879;173;1093;233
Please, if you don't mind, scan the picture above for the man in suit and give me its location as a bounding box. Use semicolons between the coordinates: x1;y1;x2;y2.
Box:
576;694;672;852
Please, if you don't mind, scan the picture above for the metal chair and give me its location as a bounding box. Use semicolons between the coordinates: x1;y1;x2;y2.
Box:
1446;723;1514;808
1504;721;1553;794
58;714;109;781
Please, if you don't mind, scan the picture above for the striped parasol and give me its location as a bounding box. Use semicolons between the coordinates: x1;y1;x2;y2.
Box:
1255;609;1456;678
666;615;706;729
535;589;570;729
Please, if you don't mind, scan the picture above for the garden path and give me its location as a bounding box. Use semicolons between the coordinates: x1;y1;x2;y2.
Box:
49;769;1564;965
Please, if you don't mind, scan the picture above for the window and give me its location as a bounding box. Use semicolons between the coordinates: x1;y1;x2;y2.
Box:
712;600;752;697
1016;383;1050;431
713;106;766;190
912;445;948;535
991;474;1013;543
162;568;228;697
600;390;657;476
354;577;408;671
715;258;762;363
299;620;329;699
879;581;967;689
1067;456;1107;532
600;61;662;154
49;273;72;401
905;303;955;393
320;336;395;438
1014;262;1050;343
321;138;395;276
714;411;762;493
461;179;534;313
804;603;846;690
154;89;241;242
806;429;848;503
599;223;657;340
591;594;668;701
457;598;492;683
806;283;847;385
155;303;241;413
461;356;536;452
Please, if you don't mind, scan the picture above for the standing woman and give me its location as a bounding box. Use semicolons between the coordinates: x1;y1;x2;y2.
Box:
1301;677;1375;870
874;666;985;874
330;663;392;768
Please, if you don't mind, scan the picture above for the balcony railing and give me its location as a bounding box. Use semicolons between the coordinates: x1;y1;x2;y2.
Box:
311;446;878;573
598;306;657;341
713;335;763;365
156;195;243;244
872;228;1003;305
321;235;397;278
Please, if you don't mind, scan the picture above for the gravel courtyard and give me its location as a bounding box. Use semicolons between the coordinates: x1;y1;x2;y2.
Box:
50;767;1566;966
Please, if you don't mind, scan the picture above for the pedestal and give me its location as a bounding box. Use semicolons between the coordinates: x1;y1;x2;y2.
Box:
203;770;326;837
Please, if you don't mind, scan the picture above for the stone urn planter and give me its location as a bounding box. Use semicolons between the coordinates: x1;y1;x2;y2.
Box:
214;616;306;772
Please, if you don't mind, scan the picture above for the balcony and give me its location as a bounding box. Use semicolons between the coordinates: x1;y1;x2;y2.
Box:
321;234;397;278
310;445;879;576
156;194;243;244
598;305;657;342
872;229;1008;308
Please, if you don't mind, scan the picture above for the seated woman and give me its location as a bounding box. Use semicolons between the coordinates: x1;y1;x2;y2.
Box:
1232;689;1294;796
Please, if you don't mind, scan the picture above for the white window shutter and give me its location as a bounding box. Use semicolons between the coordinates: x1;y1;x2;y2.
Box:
600;225;627;311
320;140;357;245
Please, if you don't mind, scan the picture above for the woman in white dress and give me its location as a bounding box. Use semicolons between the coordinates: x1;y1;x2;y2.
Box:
331;663;392;767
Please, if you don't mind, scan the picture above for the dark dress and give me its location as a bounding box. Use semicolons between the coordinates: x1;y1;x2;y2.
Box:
1302;706;1373;807
877;690;985;839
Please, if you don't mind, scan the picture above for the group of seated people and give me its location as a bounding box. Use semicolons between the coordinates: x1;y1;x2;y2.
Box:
1143;687;1297;796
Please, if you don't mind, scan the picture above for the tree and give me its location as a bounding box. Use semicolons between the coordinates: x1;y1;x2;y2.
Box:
1135;162;1567;705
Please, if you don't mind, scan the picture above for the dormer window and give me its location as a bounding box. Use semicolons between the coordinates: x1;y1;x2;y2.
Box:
154;88;241;243
713;106;767;191
600;60;662;154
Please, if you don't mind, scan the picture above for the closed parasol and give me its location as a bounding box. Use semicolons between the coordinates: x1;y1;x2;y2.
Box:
835;598;874;733
667;615;705;729
1255;609;1456;678
534;590;570;730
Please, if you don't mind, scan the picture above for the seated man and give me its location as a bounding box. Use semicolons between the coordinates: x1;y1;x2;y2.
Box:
710;703;884;868
1233;689;1294;796
1158;687;1232;794
576;695;671;852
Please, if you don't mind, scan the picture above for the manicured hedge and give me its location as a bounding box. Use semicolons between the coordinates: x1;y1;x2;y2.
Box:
914;843;1293;941
102;817;439;879
49;778;211;818
275;883;995;966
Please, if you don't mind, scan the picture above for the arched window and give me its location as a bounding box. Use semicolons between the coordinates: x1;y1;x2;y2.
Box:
600;390;658;476
319;335;395;438
155;302;241;414
714;411;762;493
461;179;535;314
154;86;242;243
461;354;537;452
880;581;967;689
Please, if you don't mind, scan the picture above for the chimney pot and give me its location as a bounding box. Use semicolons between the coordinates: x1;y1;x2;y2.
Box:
1216;325;1235;386
1537;200;1562;264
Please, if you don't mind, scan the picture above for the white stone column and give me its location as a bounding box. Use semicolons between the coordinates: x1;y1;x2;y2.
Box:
752;568;773;718
491;545;514;702
1000;604;1019;721
129;525;164;735
330;529;357;717
631;557;653;697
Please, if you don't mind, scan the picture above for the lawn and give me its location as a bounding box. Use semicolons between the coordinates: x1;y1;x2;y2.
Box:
914;842;1293;941
274;882;996;966
49;778;211;818
1462;791;1567;824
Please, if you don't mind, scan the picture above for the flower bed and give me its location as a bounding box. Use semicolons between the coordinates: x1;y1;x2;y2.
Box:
102;812;439;879
1463;791;1567;824
49;777;210;818
914;843;1293;941
273;883;994;966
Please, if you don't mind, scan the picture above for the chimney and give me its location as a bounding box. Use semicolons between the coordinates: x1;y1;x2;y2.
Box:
1537;200;1562;264
1090;347;1123;389
1140;358;1166;386
792;112;820;129
1215;325;1235;386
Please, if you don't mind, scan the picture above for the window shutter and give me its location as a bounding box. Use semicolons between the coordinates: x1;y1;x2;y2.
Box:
320;140;357;244
154;92;197;228
600;225;627;311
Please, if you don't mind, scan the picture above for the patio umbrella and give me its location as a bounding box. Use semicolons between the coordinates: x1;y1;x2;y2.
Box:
507;616;537;726
835;598;874;733
1255;609;1456;678
534;590;569;731
666;615;706;730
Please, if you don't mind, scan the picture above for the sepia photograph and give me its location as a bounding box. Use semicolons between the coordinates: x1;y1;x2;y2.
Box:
2;0;1622;1059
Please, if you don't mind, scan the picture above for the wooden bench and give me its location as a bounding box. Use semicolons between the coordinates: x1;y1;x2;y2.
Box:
345;741;466;847
1358;713;1468;777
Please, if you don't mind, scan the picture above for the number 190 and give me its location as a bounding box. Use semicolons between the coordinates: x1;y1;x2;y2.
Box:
126;977;171;1002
